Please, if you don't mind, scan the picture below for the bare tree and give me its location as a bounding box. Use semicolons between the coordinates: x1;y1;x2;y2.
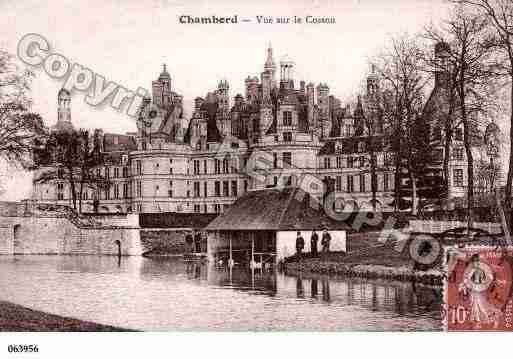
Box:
33;129;110;213
370;34;431;215
427;9;495;225
453;0;513;209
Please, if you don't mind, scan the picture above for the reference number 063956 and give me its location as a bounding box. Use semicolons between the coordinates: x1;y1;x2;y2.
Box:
7;344;39;354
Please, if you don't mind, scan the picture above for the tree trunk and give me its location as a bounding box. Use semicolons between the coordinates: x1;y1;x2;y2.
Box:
68;167;77;210
371;150;378;212
410;171;418;216
459;78;474;228
79;180;83;214
506;77;513;214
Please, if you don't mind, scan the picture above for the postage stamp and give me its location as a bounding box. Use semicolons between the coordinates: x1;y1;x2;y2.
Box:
445;245;513;331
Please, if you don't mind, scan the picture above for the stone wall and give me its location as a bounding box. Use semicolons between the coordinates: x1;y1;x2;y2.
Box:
0;202;142;255
140;229;188;255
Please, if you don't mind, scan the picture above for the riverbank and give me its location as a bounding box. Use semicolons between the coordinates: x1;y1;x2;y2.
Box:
284;259;443;285
283;234;443;286
0;301;132;331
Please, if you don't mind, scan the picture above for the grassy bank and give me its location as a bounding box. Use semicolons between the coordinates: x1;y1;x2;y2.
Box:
0;301;132;332
283;232;443;286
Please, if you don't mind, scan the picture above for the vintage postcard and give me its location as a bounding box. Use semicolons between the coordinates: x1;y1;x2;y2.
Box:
1;0;513;351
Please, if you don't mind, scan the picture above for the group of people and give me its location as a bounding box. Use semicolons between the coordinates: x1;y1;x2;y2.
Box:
295;229;332;257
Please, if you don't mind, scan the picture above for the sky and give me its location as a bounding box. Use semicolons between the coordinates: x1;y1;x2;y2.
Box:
0;0;452;200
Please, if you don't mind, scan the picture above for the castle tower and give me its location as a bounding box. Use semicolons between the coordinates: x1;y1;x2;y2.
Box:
245;76;259;104
306;82;316;130
367;65;379;95
216;79;230;112
264;43;276;87
52;88;74;133
434;41;451;88
280;55;294;90
57;88;71;124
152;64;172;107
317;83;331;138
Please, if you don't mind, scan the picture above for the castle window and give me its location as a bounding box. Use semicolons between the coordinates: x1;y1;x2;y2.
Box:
194;205;201;213
96;168;101;178
194;182;201;197
360;174;366;192
214;204;221;213
273;153;278;169
336;176;342;191
454;169;464;187
114;184;119;199
244;180;248;193
105;167;110;179
114;167;119;178
136;181;142;197
347;175;354;193
204;182;208;197
384;173;390;192
283;111;292;126
136;160;142;175
223;181;229;197
57;168;64;179
57;183;64;200
105;187;110;200
283;152;292;168
123;183;128;199
453;148;464;161
122;166;128;177
283;132;292;142
336;157;342;168
324;157;331;169
358;141;366;153
359;156;365;168
193;160;200;175
204;160;208;174
215;181;221;197
168;181;173;198
347;157;353;168
214;159;221;174
231;180;238;197
223;159;229;173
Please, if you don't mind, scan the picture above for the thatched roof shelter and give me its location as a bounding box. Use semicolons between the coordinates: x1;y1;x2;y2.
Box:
206;187;352;232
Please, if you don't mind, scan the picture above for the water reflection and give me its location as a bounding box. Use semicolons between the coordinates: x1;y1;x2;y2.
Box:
0;256;442;331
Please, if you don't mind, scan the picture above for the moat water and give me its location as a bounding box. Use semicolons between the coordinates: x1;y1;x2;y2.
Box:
0;256;442;331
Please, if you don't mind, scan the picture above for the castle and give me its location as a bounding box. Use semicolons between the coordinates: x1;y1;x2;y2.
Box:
32;44;470;214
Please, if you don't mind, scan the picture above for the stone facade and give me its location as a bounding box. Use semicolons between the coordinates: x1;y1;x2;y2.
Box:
32;44;471;214
0;202;142;255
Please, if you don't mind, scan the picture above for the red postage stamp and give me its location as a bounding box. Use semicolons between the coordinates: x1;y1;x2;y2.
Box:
445;245;513;331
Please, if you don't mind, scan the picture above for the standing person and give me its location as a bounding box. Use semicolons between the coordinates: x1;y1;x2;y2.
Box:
310;230;319;257
185;231;194;254
194;231;202;253
321;229;331;255
296;231;305;259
